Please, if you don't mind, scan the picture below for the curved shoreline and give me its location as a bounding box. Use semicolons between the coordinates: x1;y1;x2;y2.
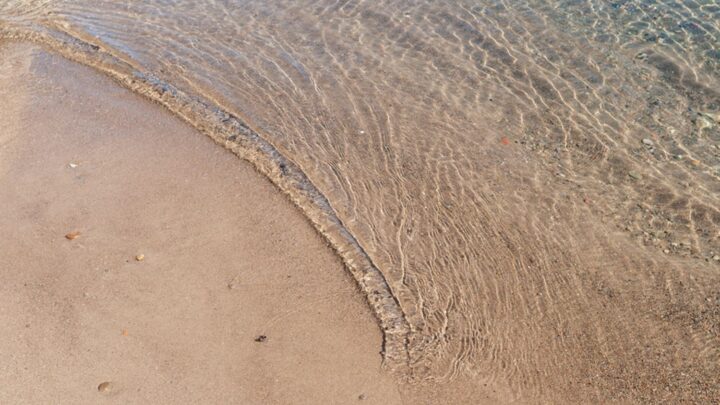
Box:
0;22;410;371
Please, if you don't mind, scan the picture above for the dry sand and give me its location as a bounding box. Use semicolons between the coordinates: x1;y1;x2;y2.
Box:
0;42;406;404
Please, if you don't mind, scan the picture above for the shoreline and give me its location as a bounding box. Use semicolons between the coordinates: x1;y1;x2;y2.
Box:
4;8;717;401
0;23;411;368
0;41;405;404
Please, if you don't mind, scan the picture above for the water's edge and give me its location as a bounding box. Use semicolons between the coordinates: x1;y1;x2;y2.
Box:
0;22;410;371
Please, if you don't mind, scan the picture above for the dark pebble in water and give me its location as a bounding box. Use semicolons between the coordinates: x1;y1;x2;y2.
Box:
254;335;267;342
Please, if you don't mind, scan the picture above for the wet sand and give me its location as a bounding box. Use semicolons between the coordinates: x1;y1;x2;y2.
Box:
0;42;404;404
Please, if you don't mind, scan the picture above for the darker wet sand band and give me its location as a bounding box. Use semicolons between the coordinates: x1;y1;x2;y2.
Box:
0;23;410;370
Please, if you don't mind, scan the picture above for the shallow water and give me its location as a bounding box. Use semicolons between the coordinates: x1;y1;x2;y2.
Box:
2;1;719;402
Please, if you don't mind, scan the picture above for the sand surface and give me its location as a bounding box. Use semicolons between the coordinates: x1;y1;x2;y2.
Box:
0;42;406;404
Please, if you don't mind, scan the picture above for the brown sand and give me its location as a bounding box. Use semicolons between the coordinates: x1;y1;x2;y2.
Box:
0;42;404;404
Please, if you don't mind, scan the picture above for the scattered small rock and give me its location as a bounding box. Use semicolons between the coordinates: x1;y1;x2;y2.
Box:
663;249;670;254
69;162;78;168
254;335;267;343
713;255;720;261
135;254;145;262
358;393;367;400
227;276;240;290
65;231;81;240
642;138;654;146
97;381;113;393
696;114;714;130
628;171;641;180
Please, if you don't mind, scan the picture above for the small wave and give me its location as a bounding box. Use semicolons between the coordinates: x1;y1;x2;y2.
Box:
0;20;411;371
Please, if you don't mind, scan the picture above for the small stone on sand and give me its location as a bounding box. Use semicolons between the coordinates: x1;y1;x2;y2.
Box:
254;335;267;343
65;231;81;240
97;381;113;393
628;171;641;180
135;254;145;262
642;138;654;146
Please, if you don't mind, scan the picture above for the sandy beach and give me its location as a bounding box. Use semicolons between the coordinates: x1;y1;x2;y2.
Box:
2;0;719;402
0;41;405;404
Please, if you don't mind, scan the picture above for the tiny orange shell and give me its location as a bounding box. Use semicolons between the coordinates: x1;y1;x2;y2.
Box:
97;381;112;392
65;231;81;240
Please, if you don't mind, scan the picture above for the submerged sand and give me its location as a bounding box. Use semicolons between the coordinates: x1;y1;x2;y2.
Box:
0;42;408;404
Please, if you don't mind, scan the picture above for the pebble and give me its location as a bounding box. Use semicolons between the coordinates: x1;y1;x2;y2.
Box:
65;231;81;240
697;115;714;130
628;171;641;180
358;393;367;400
663;249;670;254
254;335;267;343
135;254;145;262
97;381;113;393
713;255;720;261
642;138;654;146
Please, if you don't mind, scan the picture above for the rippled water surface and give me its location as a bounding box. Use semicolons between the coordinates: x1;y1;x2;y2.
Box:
2;1;719;402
